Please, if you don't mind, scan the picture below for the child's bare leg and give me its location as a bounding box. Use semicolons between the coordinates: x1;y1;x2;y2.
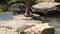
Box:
24;0;32;17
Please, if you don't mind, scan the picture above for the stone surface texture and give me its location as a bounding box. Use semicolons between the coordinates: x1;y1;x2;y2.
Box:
0;15;54;34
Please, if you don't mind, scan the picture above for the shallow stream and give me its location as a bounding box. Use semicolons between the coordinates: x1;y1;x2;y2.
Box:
41;16;60;34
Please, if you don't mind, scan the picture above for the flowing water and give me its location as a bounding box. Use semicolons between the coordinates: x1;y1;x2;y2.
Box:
41;16;60;34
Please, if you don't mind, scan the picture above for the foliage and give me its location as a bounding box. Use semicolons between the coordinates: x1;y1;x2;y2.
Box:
17;0;25;3
0;4;5;13
0;0;10;4
0;0;10;13
17;0;36;5
0;0;36;13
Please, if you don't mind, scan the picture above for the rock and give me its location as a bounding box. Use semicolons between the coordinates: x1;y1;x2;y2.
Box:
0;15;54;34
55;0;60;2
7;3;25;14
35;0;55;3
22;23;55;34
31;2;60;16
32;2;60;9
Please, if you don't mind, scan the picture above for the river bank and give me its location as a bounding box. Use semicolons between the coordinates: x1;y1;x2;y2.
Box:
0;15;60;34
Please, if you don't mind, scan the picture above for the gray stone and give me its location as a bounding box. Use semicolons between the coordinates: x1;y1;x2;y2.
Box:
31;2;60;13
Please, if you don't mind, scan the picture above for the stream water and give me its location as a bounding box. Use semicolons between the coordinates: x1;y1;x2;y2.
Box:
41;16;60;34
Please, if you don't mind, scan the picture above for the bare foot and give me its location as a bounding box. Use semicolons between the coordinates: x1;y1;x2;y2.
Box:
24;12;30;17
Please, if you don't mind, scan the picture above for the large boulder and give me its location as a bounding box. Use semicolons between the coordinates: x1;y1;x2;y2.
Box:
8;3;25;14
35;0;55;3
31;2;60;16
21;23;55;34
